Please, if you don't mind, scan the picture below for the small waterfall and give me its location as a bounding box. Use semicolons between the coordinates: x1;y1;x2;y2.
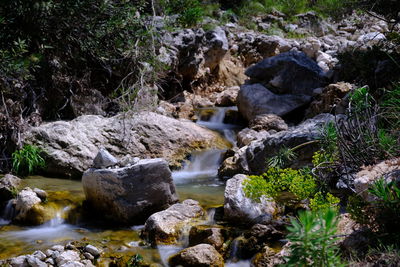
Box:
197;107;239;139
172;149;224;183
0;199;15;225
206;208;216;225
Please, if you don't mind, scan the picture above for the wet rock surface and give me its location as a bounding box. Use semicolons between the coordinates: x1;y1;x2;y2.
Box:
0;174;21;203
142;199;204;244
169;243;224;267
83;158;178;224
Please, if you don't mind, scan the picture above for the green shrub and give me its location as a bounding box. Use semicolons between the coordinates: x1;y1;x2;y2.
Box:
309;192;340;211
284;208;344;267
267;146;297;169
244;168;317;201
163;0;204;27
12;144;45;176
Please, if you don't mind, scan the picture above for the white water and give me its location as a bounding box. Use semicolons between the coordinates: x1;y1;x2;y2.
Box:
197;107;239;146
172;149;224;183
1;206;81;242
0;199;15;225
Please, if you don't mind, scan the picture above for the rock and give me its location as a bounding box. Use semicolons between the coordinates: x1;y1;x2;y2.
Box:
237;128;269;147
224;174;277;224
26;255;47;267
56;250;81;265
45;258;55;265
83;253;94;261
237;83;311;121
92;148;118;169
245;51;326;96
33;188;47;201
59;262;85;267
354;158;400;202
32;251;47;261
25;112;228;178
301;38;321;59
169;244;224;267
189;226;225;250
218;146;249;179
214;86;239;106
357;32;386;46
246;114;335;174
84;245;100;258
51;245;65;252
204;27;229;71
306;82;352;118
83;158;178;224
249;114;288;132
0;174;21;202
13;188;47;225
9;255;28;267
142;199;204;244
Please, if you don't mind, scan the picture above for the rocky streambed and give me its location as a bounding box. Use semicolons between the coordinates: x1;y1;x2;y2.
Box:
1;107;272;266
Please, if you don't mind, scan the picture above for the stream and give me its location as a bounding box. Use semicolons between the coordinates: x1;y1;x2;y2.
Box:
0;107;250;266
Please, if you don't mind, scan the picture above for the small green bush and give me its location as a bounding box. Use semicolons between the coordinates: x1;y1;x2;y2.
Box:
163;0;204;27
12;144;45;176
310;192;340;211
284;208;344;267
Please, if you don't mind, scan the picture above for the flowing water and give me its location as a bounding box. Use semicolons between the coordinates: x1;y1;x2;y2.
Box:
0;107;247;265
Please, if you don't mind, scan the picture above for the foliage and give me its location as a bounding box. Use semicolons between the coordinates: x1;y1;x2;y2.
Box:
163;0;204;27
267;146;297;169
12;144;45;175
377;129;398;157
244;168;317;201
309;192;340;211
349;86;373;112
284;208;343;267
127;254;144;267
348;178;400;242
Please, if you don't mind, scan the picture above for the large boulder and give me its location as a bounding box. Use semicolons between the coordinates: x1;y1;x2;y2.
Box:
0;174;21;203
220;114;335;176
25;112;228;178
142;199;204;244
82;158;178;224
245;51;327;96
237;83;311;121
169;244;224;267
224;174;277;224
189;226;226;250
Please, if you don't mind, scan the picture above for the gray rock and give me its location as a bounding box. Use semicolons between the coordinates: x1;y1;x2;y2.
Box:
83;158;178;224
25;112;227;178
9;255;28;267
0;174;21;202
33;188;47;200
59;262;85;267
249;114;288;132
245;51;326;96
169;244;224;267
224;174;277;224
26;255;47;267
51;245;65;252
246;114;334;173
237;128;269;147
142;199;204;244
92;148;118;169
32;251;46;261
56;250;81;265
189;226;225;250
237;83;311;121
83;253;94;261
84;245;100;258
13;188;42;224
45;258;55;265
204;27;229;71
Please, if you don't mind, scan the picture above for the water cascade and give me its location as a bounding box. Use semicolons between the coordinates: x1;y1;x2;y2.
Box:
0;199;15;225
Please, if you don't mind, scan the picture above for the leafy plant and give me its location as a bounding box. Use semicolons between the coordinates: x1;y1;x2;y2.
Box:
127;254;144;267
244;168;317;201
12;144;45;175
309;192;340;211
284;208;343;267
267;146;297;168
